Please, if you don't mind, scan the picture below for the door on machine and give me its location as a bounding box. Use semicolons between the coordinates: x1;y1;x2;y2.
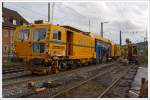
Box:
14;28;31;56
96;46;102;63
66;31;73;56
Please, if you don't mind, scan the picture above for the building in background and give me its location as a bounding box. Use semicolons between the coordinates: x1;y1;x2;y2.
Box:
136;41;148;54
2;6;29;62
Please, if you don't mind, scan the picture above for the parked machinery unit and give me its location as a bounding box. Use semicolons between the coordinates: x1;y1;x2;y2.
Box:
127;44;138;63
114;44;121;59
121;44;138;63
110;43;121;60
14;23;120;74
91;34;112;63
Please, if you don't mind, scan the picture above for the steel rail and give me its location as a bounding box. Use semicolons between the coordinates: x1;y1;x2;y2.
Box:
13;64;117;98
3;68;26;74
3;63;116;98
51;65;118;98
97;66;136;98
3;71;32;80
3;63;115;88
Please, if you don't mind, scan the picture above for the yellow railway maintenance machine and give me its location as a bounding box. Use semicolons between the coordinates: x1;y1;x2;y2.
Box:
14;21;114;74
111;43;121;60
121;44;138;64
127;44;138;63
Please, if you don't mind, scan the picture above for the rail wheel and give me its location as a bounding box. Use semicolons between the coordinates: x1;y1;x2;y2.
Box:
59;61;68;71
103;55;107;63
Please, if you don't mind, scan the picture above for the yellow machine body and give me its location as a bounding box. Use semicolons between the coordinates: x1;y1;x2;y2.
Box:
14;24;95;62
14;23;119;74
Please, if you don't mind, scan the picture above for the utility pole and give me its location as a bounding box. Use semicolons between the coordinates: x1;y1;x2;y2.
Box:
100;21;109;37
143;29;147;49
101;22;103;37
48;3;50;22
146;29;147;42
120;30;122;46
89;20;91;33
51;2;55;24
144;37;146;49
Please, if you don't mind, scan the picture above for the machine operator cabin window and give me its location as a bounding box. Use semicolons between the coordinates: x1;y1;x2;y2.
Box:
53;30;61;40
33;28;47;40
32;43;45;54
18;29;30;40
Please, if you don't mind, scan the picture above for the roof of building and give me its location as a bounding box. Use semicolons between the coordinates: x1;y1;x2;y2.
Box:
136;41;148;46
2;7;29;28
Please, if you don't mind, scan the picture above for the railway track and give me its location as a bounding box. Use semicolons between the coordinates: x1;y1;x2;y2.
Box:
2;64;30;74
3;67;26;74
3;62;138;98
99;66;138;98
51;64;132;98
51;65;119;98
52;65;138;98
2;64;32;80
3;62;116;98
15;63;128;98
3;62;114;87
3;71;32;80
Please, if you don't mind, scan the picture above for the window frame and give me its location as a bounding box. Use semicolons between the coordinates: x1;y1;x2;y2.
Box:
18;29;30;41
32;43;45;54
32;28;48;41
53;30;61;40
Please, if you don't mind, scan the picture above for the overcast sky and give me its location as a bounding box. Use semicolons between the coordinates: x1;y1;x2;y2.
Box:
3;2;148;44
